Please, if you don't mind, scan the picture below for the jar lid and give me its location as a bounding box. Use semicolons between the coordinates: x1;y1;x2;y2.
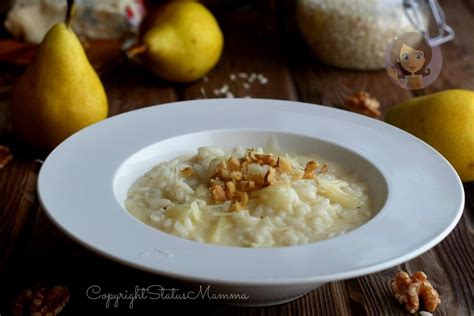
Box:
403;0;454;46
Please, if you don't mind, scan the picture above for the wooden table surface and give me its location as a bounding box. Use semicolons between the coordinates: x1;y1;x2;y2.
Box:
0;0;473;315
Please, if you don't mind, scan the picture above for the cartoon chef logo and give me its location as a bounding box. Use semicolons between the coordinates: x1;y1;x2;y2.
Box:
385;32;442;90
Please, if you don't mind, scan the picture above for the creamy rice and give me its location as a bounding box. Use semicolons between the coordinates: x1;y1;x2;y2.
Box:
125;146;372;247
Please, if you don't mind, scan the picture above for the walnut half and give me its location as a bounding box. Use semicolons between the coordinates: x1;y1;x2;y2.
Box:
303;160;319;179
12;285;70;316
343;91;381;119
391;271;441;314
180;167;195;178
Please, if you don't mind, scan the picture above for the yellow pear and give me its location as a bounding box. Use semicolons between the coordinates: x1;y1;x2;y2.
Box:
129;2;223;83
10;0;108;150
386;89;474;182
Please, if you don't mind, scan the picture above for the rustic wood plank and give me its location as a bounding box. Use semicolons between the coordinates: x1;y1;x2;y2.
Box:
286;32;414;118
0;159;41;273
102;62;178;116
341;205;473;316
427;0;474;92
182;4;297;101
431;186;473;315
0;0;472;315
0;65;22;138
0;159;41;313
290;282;352;316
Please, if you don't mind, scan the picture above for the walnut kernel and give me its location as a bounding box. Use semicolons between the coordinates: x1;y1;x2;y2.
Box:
391;271;441;314
343;91;381;119
12;285;70;316
180;167;195;178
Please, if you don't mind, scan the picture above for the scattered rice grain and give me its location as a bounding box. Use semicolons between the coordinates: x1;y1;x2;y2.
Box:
248;73;257;83
200;87;207;98
220;84;229;94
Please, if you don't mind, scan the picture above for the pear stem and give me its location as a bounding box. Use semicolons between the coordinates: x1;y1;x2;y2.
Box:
65;0;75;27
126;45;148;59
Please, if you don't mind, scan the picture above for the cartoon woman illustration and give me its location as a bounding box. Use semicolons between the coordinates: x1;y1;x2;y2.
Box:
387;33;432;90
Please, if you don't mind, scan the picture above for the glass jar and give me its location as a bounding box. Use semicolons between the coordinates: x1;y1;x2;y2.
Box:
296;0;452;70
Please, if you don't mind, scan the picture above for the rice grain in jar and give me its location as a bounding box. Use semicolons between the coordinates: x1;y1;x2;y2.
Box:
296;0;424;70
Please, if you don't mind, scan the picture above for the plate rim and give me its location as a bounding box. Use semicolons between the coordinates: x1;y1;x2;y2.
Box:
38;98;465;285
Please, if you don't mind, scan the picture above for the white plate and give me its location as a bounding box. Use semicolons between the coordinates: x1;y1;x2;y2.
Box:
38;99;464;306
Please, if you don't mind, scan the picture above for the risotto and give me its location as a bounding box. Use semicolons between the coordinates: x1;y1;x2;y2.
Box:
125;145;372;247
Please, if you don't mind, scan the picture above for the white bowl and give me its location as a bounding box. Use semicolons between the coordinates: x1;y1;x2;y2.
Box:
38;99;464;306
